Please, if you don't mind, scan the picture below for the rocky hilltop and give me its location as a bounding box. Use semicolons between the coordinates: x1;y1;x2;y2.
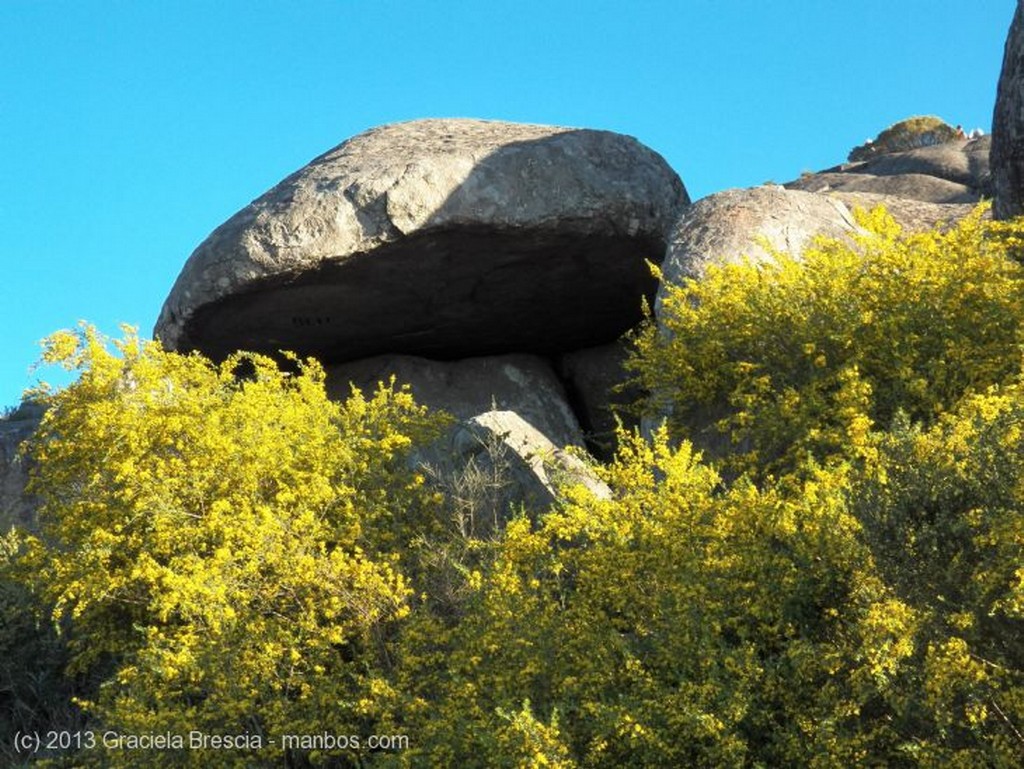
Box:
7;7;1024;526
786;133;991;205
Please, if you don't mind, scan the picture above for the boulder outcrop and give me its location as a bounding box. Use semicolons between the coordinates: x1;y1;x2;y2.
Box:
656;185;986;324
993;1;1024;219
786;137;990;205
646;184;986;449
646;187;862;443
154;119;688;363
656;186;860;295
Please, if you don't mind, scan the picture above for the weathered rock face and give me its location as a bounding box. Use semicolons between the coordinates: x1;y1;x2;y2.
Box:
657;186;860;294
325;354;607;512
155;119;688;363
993;1;1024;219
325;353;584;449
786;137;990;205
0;402;44;530
558;341;641;459
827;192;984;232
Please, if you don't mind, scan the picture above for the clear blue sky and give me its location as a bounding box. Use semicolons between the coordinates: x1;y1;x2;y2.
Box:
0;0;1015;407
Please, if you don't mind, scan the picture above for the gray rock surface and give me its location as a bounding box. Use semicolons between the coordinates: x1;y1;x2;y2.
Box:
558;341;641;459
325;353;605;515
788;137;990;205
155;118;688;362
657;186;860;295
1;402;45;530
325;353;584;449
993;2;1024;219
786;170;978;204
827;192;984;232
448;410;610;514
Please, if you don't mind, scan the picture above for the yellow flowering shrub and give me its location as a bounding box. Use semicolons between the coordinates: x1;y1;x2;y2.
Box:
9;204;1024;767
849;382;1024;764
632;204;1024;481
383;207;1024;767
17;325;443;767
388;430;924;767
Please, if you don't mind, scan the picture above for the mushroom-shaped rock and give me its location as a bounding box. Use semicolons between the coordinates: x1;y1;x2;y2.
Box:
993;1;1024;219
155;119;688;362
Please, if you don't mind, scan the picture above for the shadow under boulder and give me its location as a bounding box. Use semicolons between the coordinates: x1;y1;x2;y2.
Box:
155;118;689;364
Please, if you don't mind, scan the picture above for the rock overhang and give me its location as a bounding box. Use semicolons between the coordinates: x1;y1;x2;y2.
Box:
155;118;689;362
170;226;665;363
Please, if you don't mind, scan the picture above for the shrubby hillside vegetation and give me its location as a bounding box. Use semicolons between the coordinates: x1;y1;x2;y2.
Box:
4;205;1024;767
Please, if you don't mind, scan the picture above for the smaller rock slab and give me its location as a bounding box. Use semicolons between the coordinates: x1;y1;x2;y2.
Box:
326;353;584;448
326;353;605;518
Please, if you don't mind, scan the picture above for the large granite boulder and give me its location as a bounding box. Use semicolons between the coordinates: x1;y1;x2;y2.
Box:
646;183;985;451
786;137;990;205
647;187;861;443
155;119;688;363
993;1;1024;219
660;185;985;301
657;186;860;295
